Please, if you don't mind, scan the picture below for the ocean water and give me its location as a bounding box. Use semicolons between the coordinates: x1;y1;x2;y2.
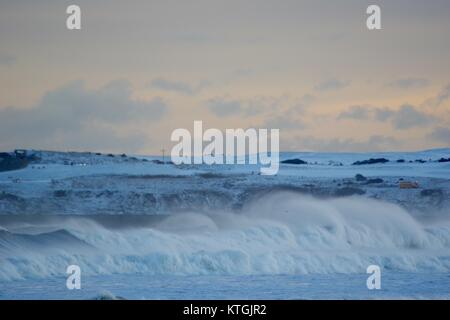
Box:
1;193;450;299
2;273;450;300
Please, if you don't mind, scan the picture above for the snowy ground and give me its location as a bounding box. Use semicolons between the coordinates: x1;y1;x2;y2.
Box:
1;149;449;299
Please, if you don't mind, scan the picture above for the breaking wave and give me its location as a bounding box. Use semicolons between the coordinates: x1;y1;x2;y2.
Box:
1;192;450;281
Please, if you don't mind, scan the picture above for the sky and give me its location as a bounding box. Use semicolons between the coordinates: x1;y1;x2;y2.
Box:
1;0;449;154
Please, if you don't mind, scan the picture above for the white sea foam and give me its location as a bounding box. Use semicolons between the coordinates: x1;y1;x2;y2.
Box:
1;193;450;281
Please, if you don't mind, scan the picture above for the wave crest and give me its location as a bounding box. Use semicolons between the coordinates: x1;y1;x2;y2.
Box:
1;193;450;281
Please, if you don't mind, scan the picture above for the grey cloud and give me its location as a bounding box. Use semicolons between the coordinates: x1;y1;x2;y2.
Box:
374;107;395;122
338;105;372;120
263;115;305;131
261;96;314;131
206;96;279;118
423;84;450;108
0;80;167;152
428;127;450;144
315;78;350;92
391;104;436;129
337;104;436;130
435;84;450;106
207;94;315;119
388;78;429;89
207;98;243;117
53;123;150;153
151;77;209;95
243;104;268;117
288;135;400;153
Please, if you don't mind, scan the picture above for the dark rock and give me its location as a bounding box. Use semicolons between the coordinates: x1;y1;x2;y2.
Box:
302;184;315;188
415;159;426;163
334;187;366;197
0;156;29;172
437;158;450;163
366;178;384;184
396;159;405;163
352;158;389;165
281;158;308;165
54;190;68;197
355;174;367;181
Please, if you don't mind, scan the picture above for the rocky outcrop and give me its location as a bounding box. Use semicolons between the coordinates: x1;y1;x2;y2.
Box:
352;158;389;165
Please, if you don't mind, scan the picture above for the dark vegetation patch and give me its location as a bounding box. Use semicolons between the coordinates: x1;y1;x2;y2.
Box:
352;158;389;165
281;159;308;165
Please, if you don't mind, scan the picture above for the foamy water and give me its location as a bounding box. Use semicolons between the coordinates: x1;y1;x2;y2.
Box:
1;193;450;283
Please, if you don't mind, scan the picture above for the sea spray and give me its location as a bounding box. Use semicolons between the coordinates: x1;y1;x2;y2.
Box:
1;193;450;281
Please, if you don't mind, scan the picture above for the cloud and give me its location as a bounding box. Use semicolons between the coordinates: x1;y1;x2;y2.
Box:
0;53;16;66
206;97;243;117
387;78;429;89
428;127;450;144
263;115;305;131
391;104;436;129
423;84;450;108
260;96;316;131
374;107;395;122
337;104;436;129
315;78;350;92
435;84;450;106
206;94;315;120
287;135;400;152
150;77;209;95
338;105;372;120
0;80;168;152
